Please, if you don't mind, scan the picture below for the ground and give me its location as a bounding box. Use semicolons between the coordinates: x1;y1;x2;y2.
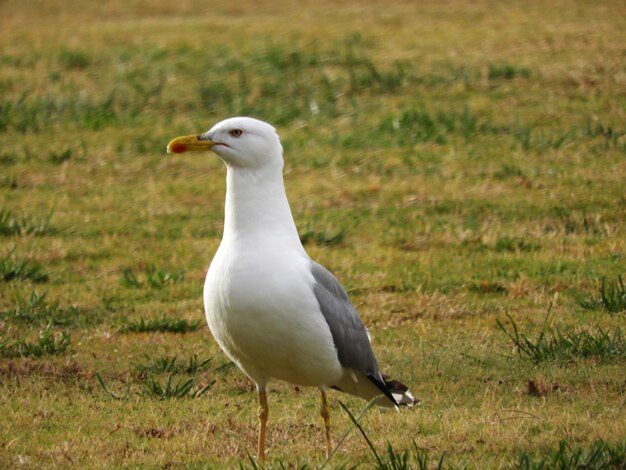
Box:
0;0;625;468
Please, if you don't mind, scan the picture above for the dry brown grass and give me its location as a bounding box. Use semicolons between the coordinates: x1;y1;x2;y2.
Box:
1;0;625;467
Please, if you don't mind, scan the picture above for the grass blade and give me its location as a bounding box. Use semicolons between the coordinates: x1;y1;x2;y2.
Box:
338;400;383;467
319;396;379;470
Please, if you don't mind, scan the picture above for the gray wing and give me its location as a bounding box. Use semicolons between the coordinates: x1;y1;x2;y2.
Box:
310;261;381;377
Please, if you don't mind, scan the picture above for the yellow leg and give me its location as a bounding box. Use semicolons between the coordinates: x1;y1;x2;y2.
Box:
258;389;269;460
320;389;332;457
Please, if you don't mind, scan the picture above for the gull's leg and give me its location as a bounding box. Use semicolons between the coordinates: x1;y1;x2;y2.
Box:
320;388;332;457
257;388;269;460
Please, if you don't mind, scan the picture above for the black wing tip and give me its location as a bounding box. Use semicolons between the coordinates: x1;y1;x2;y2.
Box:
371;374;420;407
367;374;400;407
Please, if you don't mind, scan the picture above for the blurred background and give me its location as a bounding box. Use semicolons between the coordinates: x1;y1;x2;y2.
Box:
1;0;624;467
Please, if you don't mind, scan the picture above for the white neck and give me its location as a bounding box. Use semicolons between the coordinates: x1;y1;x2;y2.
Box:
222;162;305;253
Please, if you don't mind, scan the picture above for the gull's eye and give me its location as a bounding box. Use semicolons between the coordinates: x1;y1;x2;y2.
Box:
229;129;243;137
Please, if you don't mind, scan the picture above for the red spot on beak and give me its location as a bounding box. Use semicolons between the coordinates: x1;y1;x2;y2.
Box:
168;142;187;153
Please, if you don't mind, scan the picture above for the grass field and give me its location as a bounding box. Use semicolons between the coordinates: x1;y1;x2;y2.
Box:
1;0;625;467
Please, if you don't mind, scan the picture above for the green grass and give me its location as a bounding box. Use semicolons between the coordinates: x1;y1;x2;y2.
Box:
140;374;214;400
133;354;213;376
0;175;18;189
96;354;218;401
497;312;625;363
242;402;626;469
515;440;626;470
300;226;347;247
574;275;626;313
1;0;625;467
120;265;185;289
0;291;89;328
0;208;60;236
1;250;48;283
47;148;74;164
487;63;531;81
0;322;71;358
121;316;202;334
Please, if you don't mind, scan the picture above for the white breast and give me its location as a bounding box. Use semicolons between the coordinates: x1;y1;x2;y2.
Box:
203;241;343;389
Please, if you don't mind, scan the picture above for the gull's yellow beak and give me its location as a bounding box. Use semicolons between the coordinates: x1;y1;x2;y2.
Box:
166;134;217;154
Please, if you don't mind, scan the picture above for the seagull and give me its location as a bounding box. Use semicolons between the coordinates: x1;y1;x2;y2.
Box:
167;117;418;460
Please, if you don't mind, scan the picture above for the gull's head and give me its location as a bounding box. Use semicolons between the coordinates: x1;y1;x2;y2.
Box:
167;117;283;169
